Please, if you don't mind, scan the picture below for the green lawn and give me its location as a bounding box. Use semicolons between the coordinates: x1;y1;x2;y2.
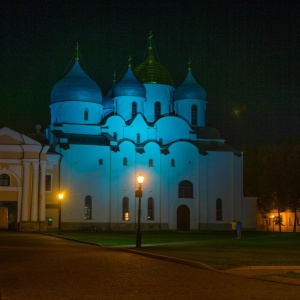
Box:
53;231;300;270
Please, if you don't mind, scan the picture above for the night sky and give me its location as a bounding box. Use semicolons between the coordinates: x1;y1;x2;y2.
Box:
1;0;299;149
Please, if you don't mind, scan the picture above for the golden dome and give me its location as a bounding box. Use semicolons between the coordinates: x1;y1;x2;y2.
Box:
134;36;173;86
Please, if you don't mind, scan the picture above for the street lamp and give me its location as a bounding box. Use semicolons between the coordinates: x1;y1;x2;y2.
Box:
135;174;144;248
272;215;275;232
58;193;64;235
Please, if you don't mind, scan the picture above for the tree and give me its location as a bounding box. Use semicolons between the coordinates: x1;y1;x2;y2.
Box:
282;141;300;232
244;141;300;232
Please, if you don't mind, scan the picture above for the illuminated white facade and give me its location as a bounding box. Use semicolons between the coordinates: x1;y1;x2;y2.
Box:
46;39;256;232
0;38;257;231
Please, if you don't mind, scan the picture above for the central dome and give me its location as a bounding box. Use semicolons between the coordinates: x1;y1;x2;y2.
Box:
134;43;173;86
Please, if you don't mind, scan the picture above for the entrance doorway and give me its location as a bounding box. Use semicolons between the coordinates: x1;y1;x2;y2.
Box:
177;205;190;231
0;202;18;231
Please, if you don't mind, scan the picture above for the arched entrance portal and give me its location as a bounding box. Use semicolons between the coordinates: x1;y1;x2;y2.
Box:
177;205;190;231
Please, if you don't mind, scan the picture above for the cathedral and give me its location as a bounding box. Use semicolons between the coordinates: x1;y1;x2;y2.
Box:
0;36;256;232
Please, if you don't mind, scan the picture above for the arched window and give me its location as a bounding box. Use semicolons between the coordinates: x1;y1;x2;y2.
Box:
149;159;153;167
123;157;128;166
137;133;141;143
0;174;10;186
191;105;197;126
216;198;222;221
84;108;89;121
122;197;129;220
148;197;154;220
171;159;175;167
154;102;161;119
113;132;117;140
84;195;92;220
178;180;193;198
132;102;137;117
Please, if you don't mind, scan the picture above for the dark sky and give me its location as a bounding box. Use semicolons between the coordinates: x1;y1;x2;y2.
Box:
1;0;299;149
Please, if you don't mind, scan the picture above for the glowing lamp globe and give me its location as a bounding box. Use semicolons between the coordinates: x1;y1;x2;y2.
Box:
137;174;144;184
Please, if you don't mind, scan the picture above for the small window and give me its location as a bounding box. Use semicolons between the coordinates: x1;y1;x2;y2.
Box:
45;175;52;191
113;132;117;140
123;197;129;220
149;159;153;167
84;108;89;121
132;102;137;117
191;105;197;126
216;198;222;221
137;133;141;143
123;157;128;166
148;197;154;220
84;196;92;220
0;174;10;186
47;217;53;226
178;180;193;198
171;159;175;167
98;159;103;165
154;102;161;119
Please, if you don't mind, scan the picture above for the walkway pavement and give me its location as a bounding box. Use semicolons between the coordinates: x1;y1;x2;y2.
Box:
223;265;300;285
52;234;300;286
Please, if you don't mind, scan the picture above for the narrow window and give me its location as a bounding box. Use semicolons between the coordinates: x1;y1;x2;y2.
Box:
84;195;92;220
154;102;161;119
137;133;141;143
178;180;193;198
45;175;51;191
0;174;10;186
113;132;117;140
216;198;222;221
123;157;128;166
149;159;153;167
122;197;129;220
148;197;154;220
132;102;137;117
84;108;89;121
98;159;103;165
171;159;175;167
191;105;197;126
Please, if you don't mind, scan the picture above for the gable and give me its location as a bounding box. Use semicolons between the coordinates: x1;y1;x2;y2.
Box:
0;127;41;146
0;127;23;145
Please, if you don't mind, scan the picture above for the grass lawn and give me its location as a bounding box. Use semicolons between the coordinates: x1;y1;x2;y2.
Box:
53;231;300;270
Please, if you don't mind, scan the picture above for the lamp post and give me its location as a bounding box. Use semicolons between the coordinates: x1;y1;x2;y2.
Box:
135;174;144;248
58;193;64;235
272;215;274;232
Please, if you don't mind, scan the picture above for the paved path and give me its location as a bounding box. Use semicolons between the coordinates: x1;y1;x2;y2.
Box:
1;232;300;299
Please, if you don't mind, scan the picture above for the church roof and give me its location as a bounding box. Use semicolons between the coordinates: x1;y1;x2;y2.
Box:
194;127;221;139
112;66;146;98
52;130;110;146
51;51;102;104
134;34;173;85
102;83;114;109
174;67;206;101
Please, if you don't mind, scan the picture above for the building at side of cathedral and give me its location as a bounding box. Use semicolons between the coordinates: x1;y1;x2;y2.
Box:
0;37;257;232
